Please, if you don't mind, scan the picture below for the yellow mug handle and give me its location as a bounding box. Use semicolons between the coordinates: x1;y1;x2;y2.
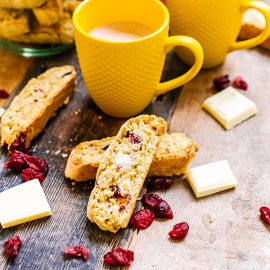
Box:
229;0;270;52
156;36;203;96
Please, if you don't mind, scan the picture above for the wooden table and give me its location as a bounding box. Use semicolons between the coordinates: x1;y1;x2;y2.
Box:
0;35;269;269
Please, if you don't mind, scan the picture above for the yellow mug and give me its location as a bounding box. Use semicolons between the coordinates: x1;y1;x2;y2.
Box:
73;0;203;117
166;0;270;68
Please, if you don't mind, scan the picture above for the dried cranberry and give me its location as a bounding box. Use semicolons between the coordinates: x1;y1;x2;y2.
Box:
64;245;89;261
10;134;28;153
4;150;48;182
111;186;124;198
147;176;173;190
260;206;270;224
104;252;118;266
21;167;45;182
3;236;22;257
126;131;141;144
168;222;189;240
213;75;231;91
4;150;26;171
104;248;134;266
130;209;154;229
119;206;126;211
232;76;248;90
23;154;48;176
142;194;173;219
0;89;10;99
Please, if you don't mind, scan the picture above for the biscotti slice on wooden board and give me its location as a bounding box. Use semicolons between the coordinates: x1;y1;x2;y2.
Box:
33;0;63;26
65;133;199;181
0;9;30;37
0;0;46;9
239;9;270;50
87;115;167;233
1;65;76;150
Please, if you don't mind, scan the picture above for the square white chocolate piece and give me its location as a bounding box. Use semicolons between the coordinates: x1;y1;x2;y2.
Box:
0;179;52;228
186;160;237;198
203;87;257;130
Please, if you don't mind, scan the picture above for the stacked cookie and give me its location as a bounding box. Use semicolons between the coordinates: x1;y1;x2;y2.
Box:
65;116;199;233
239;9;270;51
0;0;82;44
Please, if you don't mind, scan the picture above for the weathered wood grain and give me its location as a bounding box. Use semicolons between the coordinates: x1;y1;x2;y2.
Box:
0;48;32;107
0;48;185;269
130;48;270;270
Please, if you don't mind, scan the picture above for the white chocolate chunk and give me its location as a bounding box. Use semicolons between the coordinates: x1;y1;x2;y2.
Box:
203;87;257;130
0;179;52;228
114;152;132;168
186;160;237;198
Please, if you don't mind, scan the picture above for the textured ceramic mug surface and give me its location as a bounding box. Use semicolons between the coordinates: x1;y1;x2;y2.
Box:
73;0;203;117
166;0;270;68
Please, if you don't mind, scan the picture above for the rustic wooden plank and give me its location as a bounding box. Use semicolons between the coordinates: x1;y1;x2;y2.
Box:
0;48;185;269
0;48;33;107
130;48;270;269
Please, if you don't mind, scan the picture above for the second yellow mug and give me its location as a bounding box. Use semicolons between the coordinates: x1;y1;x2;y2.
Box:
73;0;203;117
166;0;270;68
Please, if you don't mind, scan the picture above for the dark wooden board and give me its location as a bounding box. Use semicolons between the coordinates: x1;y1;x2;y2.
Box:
0;48;186;269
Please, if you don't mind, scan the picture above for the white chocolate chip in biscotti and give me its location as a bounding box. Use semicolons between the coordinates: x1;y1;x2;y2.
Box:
87;115;167;233
114;152;132;169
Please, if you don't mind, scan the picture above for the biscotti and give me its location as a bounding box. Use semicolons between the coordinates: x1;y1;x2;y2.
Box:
63;0;81;13
239;9;270;50
0;9;30;37
1;65;76;150
0;0;46;9
33;0;63;26
65;133;199;181
87;115;167;233
1;12;74;44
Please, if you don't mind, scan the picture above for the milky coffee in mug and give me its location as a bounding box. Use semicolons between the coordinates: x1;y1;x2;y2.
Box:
89;21;153;42
73;0;204;117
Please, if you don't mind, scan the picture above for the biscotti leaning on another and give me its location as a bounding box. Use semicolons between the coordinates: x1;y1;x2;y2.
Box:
65;133;199;181
1;65;76;150
33;0;63;26
87;115;167;233
239;9;270;50
0;0;46;9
